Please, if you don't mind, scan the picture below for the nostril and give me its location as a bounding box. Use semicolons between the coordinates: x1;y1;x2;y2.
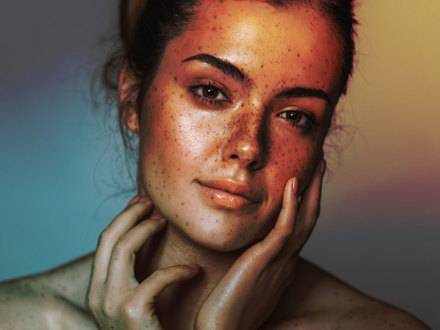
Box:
230;154;239;159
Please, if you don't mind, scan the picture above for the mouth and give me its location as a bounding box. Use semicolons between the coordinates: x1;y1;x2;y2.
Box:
196;179;259;210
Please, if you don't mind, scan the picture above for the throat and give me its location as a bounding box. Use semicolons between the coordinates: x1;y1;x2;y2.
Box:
133;222;243;327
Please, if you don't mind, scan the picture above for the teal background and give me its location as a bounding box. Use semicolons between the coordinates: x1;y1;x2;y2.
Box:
0;0;133;277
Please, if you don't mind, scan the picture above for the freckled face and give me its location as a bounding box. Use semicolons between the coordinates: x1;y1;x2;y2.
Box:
137;1;342;251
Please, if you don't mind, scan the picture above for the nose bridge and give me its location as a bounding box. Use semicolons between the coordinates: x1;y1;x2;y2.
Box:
222;101;266;169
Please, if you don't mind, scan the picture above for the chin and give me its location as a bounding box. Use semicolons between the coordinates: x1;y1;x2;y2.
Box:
176;213;270;253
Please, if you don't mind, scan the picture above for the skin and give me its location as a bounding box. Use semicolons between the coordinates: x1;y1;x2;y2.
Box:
133;1;338;252
0;1;430;329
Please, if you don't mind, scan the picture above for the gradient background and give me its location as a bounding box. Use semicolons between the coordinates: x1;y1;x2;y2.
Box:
0;0;439;328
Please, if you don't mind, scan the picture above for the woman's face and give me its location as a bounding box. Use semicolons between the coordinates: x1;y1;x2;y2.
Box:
133;0;342;251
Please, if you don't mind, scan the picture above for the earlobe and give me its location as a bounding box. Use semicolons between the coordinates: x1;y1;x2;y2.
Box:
119;64;139;133
125;110;139;133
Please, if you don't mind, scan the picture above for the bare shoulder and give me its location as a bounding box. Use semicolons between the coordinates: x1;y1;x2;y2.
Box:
266;257;430;330
0;253;96;329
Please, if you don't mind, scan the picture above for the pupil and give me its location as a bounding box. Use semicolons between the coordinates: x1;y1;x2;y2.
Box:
203;86;218;98
288;111;301;123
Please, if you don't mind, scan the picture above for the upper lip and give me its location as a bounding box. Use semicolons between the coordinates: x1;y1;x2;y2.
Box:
197;179;260;204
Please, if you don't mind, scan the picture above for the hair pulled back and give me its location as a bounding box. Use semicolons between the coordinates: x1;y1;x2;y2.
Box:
102;0;357;150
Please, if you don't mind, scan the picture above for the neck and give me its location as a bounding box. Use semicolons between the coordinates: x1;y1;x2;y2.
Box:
134;221;243;328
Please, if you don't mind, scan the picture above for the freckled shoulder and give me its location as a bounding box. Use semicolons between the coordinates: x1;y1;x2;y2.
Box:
0;253;96;329
265;257;430;329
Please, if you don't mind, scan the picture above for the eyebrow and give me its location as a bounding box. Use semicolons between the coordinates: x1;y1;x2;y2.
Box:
182;53;330;104
276;87;330;104
182;53;248;82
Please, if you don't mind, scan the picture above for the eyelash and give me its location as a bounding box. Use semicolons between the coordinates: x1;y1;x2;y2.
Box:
189;83;230;109
189;83;316;132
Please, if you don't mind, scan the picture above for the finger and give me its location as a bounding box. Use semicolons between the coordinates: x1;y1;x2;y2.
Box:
125;265;200;313
245;177;299;262
90;201;153;293
127;195;141;206
273;176;299;236
296;159;326;242
106;218;167;291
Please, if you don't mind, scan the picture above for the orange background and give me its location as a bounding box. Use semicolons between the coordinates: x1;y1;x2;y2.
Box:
322;0;440;226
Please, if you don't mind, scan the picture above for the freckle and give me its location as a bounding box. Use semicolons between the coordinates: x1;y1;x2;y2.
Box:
260;64;264;68
288;48;291;52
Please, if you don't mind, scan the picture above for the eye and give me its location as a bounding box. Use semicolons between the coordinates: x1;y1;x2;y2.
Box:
189;83;230;108
278;110;315;130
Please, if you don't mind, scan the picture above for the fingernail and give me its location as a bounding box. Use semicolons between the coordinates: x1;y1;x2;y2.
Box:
150;211;164;220
188;263;200;270
138;195;150;203
127;196;140;206
154;217;167;224
320;159;326;176
291;177;298;194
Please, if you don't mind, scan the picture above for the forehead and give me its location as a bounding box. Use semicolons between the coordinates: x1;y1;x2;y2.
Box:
164;0;343;98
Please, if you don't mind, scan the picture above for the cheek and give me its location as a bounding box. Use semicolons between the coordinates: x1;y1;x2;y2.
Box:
139;86;221;192
267;133;320;195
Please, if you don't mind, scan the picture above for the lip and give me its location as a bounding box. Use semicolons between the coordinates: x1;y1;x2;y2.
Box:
197;179;259;210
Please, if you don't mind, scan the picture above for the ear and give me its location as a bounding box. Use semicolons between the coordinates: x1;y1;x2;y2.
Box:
119;64;139;133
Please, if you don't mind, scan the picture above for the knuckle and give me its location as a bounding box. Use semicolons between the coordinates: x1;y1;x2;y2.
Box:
97;230;110;247
275;226;292;243
120;301;141;320
148;269;164;282
85;294;100;311
111;241;130;259
102;300;118;319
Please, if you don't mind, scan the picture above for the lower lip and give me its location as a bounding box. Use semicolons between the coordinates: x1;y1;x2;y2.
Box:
199;183;253;210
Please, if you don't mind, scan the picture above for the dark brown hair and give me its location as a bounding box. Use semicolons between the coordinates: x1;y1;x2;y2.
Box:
101;0;357;159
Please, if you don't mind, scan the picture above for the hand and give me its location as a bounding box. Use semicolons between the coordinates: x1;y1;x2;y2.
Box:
86;197;199;330
194;160;326;330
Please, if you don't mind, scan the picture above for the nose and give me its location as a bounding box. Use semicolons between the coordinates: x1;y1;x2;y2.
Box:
221;110;266;170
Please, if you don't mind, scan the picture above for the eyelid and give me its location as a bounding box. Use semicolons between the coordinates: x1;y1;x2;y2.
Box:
277;105;316;122
188;79;234;109
190;79;232;99
276;107;318;132
189;78;230;93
